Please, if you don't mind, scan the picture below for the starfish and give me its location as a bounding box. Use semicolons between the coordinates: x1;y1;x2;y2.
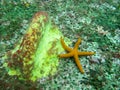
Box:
59;37;95;74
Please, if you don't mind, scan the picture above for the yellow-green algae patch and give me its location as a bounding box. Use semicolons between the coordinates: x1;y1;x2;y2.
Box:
3;12;71;82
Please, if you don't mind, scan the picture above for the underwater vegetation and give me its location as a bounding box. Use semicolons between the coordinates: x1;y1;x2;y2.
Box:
0;0;120;90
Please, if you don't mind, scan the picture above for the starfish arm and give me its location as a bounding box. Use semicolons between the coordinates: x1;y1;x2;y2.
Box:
59;52;73;58
74;38;81;49
74;55;84;74
78;51;95;56
60;37;72;51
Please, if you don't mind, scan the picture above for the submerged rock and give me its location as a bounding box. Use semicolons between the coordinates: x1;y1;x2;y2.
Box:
3;11;70;82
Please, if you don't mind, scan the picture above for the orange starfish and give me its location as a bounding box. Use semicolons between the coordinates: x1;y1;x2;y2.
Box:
59;37;95;74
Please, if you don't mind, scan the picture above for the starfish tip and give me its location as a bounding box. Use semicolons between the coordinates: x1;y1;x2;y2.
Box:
78;38;81;42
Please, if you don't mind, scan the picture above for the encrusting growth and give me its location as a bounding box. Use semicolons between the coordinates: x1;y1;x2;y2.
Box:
59;37;95;74
3;12;70;82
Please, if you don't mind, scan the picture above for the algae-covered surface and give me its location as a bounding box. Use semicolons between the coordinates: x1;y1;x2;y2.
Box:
0;0;120;90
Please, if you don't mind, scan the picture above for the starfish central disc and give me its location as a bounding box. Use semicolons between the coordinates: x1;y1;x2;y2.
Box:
59;37;95;74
